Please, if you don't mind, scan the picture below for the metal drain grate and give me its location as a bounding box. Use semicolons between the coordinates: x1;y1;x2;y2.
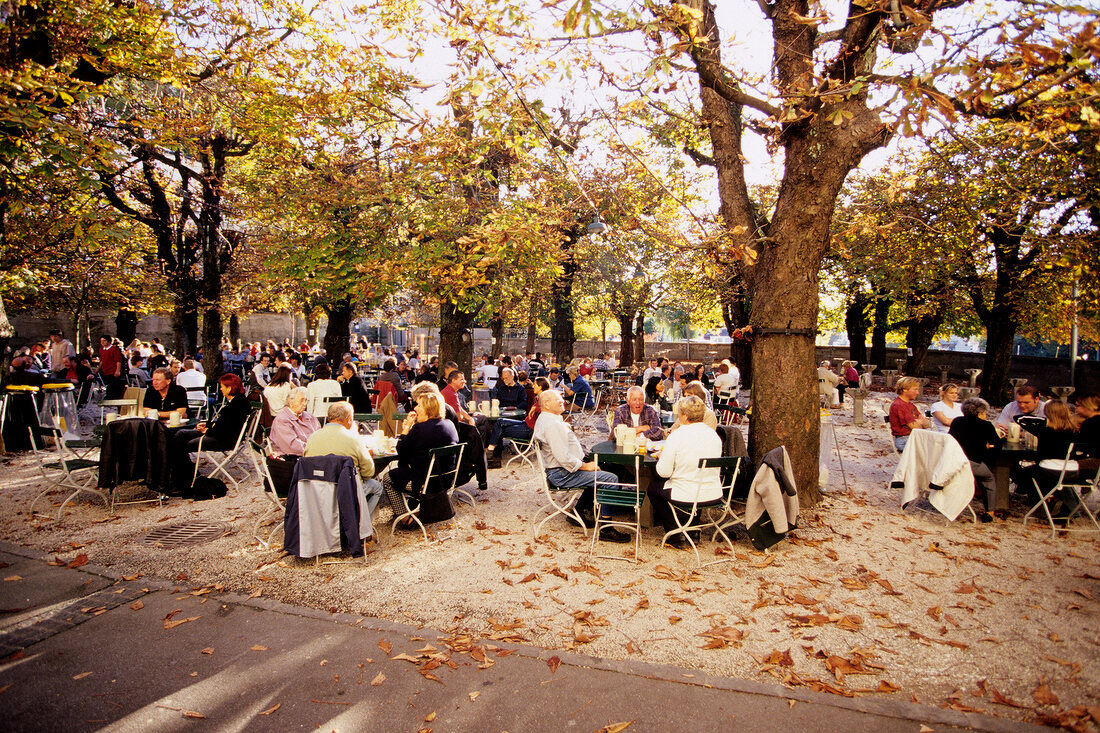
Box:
143;521;229;548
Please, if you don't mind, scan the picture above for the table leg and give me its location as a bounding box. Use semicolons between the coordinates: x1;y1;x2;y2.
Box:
991;463;1012;512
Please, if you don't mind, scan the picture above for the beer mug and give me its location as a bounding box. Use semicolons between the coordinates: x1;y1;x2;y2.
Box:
1006;423;1020;442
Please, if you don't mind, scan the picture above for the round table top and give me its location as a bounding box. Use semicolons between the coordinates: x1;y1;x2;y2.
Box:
591;440;658;465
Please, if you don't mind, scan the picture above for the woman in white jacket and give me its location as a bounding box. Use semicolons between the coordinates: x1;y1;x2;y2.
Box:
647;396;722;548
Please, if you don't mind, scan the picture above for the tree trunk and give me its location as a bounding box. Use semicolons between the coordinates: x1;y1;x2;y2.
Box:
617;313;635;366
304;307;320;347
490;312;504;358
980;311;1017;404
869;294;891;372
116;303;138;347
844;290;870;365
551;235;578;364
229;313;240;345
525;301;537;354
323;297;353;363
0;292;14;380
634;311;646;366
904;311;944;377
439;302;474;375
722;293;752;388
201;306;223;379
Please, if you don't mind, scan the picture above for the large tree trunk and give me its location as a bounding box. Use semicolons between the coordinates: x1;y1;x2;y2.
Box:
904;311;944;377
116;303;139;347
722;293;752;388
439;302;475;375
844;290;870;365
617;313;635;366
525;302;536;354
869;294;892;373
323;297;353;363
490;312;504;358
634;311;645;366
551;235;578;363
981;311;1017;404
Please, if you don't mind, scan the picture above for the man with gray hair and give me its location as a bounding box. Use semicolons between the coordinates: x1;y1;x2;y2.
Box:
270;387;320;457
303;401;384;517
611;386;664;440
490;367;527;410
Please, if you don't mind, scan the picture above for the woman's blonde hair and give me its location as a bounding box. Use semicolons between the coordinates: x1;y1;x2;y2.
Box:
417;391;444;420
940;383;958;397
677;396;706;424
1044;400;1077;432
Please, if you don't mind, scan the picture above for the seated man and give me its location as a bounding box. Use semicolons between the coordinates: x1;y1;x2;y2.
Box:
546;366;563;390
441;369;476;425
532;390;630;543
475;355;499;389
487;377;550;461
142;367;189;419
562;366;594;410
995;385;1046;427
712;361;739;400
302;401;384;519
647;396;723;547
128;355;149;387
889;376;929;453
491;367;527;410
817;360;841;407
251;353;272;389
612;386;664;441
376;359;406;404
175;358;207;402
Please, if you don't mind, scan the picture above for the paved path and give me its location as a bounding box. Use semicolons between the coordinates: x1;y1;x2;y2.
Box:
0;545;1044;732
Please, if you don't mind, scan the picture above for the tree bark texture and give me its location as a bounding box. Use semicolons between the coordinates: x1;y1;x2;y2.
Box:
869;294;892;373
634;311;646;366
844;290;870;366
323;297;353;363
980;312;1017;404
439;302;474;376
617;313;635;367
490;312;504;359
551;232;579;364
721;292;752;387
229;313;240;345
904;311;944;377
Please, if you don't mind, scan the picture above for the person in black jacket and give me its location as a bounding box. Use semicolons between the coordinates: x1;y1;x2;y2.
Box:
169;373;251;497
383;391;460;515
1022;400;1083;519
948;397;1002;521
142;367;189;419
337;363;372;413
490;367;527;410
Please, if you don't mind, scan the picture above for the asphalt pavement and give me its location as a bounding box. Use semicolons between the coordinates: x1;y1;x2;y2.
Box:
0;543;1046;732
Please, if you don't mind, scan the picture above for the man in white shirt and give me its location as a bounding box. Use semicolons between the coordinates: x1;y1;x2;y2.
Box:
712;362;739;396
252;353;272;388
995;385;1046;426
817;360;841;407
642;358;662;385
47;330;75;379
475;355;499;388
532;390;630;543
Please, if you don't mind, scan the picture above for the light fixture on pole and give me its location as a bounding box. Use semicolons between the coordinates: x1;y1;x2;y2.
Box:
587;214;608;236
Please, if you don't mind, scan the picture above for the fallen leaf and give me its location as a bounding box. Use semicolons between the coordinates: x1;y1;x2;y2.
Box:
878;680;900;693
547;656;561;673
668;616;682;625
130;600;144;611
251;645;268;651
248;588;263;599
164;616;199;630
201;647;214;655
598;723;633;733
182;711;205;719
424;711;436;722
72;672;92;680
1032;682;1059;706
258;703;280;715
378;639;392;655
0;684;10;695
370;672;385;686
3;576;22;582
68;554;89;568
468;691;481;701
121;573;142;581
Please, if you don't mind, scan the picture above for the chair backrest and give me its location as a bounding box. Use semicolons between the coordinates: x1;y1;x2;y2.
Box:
699;455;744;501
592;451;643;506
421;443;465;494
714;403;739;426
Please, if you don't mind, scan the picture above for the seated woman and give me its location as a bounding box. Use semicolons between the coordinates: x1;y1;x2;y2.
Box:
306;363;342;418
930;383;963;433
646;396;723;548
337;362;372;413
1071;392;1099;459
169;373;251;498
645;375;672;412
669;382;718;431
843;360;860;390
486;377;550;459
692;363;711;391
263;365;295;416
1023;399;1082;520
947;397;1001;521
266;387;320;497
383;391;460;519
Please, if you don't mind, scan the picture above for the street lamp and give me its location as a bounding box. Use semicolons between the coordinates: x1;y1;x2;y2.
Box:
586;214;608;236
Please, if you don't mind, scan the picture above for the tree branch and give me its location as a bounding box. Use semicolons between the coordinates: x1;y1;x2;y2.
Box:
683;146;715;167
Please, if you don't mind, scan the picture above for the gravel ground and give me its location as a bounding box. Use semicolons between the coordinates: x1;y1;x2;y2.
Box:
3;391;1098;730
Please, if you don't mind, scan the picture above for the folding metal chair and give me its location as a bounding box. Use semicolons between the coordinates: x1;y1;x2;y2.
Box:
714;402;747;426
184;385;209;421
1024;443;1100;537
28;426;106;520
191;410;260;489
662;456;745;567
251;439;290;548
503;435;538;470
590;452;644;562
531;439;589;538
390;443;466;542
